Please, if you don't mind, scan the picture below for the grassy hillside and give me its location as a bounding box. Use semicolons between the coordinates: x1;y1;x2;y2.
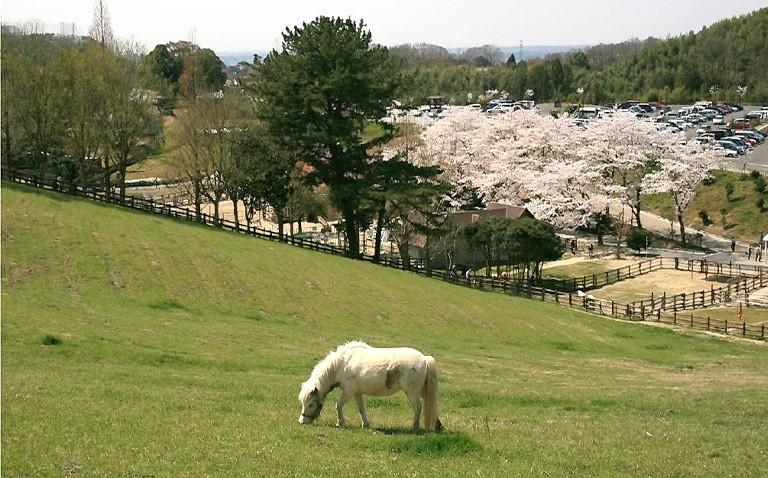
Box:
644;169;768;244
2;181;767;477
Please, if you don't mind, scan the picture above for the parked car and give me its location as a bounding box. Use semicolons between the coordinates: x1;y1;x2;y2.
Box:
711;129;733;140
717;139;746;154
729;118;752;129
668;119;689;130
723;136;753;149
733;134;757;146
712;115;725;125
712;145;737;157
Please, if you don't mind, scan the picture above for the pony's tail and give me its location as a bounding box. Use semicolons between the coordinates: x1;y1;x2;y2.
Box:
422;355;442;432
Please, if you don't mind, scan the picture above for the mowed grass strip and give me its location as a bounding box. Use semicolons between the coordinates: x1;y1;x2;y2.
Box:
2;182;767;477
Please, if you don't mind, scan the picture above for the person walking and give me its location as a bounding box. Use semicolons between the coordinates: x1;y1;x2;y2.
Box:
747;245;752;260
731;237;736;252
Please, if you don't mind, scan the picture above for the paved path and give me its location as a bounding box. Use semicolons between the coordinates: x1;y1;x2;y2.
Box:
611;204;767;265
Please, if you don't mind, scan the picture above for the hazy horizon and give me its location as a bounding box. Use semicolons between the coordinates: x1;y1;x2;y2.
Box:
2;1;764;54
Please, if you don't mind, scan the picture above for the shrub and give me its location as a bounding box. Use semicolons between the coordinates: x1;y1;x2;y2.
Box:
754;175;766;194
627;228;649;252
724;182;735;201
757;196;765;211
698;210;712;226
40;334;61;346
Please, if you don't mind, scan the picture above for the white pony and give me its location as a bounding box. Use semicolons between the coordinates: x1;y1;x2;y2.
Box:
298;341;443;431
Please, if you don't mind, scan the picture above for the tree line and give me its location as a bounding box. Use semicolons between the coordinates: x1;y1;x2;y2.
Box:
390;8;768;105
1;26;162;200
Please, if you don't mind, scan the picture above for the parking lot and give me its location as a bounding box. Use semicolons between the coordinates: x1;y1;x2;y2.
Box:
402;102;768;174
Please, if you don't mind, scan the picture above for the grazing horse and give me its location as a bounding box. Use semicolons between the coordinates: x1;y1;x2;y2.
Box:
298;341;443;431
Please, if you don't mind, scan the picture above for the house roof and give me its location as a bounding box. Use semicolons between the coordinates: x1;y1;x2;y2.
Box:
449;202;534;226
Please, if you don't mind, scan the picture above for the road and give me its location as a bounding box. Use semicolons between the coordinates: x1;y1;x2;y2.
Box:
611;203;767;266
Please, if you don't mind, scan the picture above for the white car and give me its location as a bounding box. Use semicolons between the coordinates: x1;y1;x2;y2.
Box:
713;115;725;125
712;146;737;158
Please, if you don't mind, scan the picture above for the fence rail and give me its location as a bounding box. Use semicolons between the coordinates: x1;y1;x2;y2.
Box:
539;256;766;293
4;168;765;341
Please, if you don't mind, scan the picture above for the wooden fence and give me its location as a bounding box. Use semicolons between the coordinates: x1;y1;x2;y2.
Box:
627;274;768;314
4;169;766;341
434;274;767;340
538;256;766;293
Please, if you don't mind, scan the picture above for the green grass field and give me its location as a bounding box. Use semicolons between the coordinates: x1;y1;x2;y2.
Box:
3;182;768;477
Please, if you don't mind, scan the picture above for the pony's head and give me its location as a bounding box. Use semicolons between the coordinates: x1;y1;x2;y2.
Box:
298;381;323;425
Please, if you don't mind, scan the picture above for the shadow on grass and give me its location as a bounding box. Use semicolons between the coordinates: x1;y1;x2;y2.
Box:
375;427;482;457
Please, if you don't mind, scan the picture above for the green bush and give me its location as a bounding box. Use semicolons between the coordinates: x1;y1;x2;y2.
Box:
698;210;712;226
754;175;766;194
40;334;61;346
724;182;735;201
627;228;649;251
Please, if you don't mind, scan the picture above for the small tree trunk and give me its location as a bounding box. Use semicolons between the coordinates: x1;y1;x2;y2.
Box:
213;200;220;226
276;210;286;241
678;213;687;247
231;198;241;230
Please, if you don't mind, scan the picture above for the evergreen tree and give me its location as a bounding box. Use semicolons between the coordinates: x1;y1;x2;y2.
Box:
257;16;400;258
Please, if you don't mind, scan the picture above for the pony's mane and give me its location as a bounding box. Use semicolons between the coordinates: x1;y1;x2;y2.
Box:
300;341;371;400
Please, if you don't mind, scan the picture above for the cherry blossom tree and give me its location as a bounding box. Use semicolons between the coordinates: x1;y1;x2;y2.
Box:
414;106;719;248
643;144;719;246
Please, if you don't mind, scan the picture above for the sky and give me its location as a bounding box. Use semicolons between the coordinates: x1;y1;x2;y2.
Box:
2;0;766;54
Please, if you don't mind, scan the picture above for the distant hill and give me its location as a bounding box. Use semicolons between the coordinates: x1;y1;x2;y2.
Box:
588;8;768;103
217;50;269;66
217;45;587;67
448;44;589;61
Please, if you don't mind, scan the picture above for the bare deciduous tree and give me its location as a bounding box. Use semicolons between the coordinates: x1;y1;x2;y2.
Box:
89;0;114;49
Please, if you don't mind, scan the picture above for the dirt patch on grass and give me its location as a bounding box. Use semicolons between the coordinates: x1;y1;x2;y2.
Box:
594;269;727;303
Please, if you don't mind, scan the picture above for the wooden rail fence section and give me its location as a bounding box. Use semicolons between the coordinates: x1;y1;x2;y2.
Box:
3;169;765;341
539;256;765;293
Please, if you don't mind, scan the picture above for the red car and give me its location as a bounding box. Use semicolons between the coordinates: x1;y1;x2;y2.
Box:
729;118;752;129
